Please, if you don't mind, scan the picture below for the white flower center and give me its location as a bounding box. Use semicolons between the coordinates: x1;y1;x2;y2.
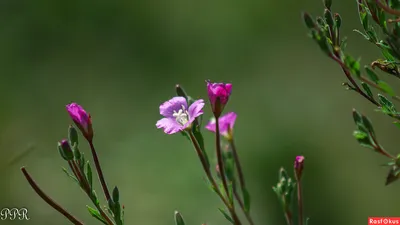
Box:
173;105;190;126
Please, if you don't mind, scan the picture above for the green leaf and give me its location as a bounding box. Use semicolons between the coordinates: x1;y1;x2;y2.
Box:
87;206;107;225
377;81;396;96
378;94;397;115
353;130;374;149
344;55;361;77
361;114;375;137
92;190;100;206
218;208;234;224
73;145;82;161
378;8;388;33
358;3;369;31
386;166;400;185
381;161;396;167
361;82;374;99
113;186;120;203
334;13;342;29
302;12;315;29
382;48;396;62
394;121;400;129
340;36;348;50
174;211;185;225
242;188;251;212
310;29;331;55
353;29;370;40
61;167;78;183
365;67;379;83
324;9;334;27
224;157;235;183
85;161;93;190
68;125;79;147
352;109;363;125
193;128;209;169
79;153;85;172
114;202;123;225
353;130;368;139
323;0;332;9
180;131;190;141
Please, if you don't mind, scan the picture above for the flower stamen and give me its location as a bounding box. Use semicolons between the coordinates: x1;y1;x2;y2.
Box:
173;105;190;125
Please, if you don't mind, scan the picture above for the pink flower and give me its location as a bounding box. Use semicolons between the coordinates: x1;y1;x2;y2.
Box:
66;103;93;141
205;112;237;140
156;97;205;134
206;80;232;117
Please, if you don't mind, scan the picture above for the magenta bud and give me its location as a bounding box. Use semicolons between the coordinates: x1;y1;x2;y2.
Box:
66;102;93;141
294;155;305;180
58;139;74;161
206;80;232;118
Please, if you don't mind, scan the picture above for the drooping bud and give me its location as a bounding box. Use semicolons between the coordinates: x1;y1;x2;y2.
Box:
58;139;74;161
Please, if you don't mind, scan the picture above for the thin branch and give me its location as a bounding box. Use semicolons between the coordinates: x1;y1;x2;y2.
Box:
21;167;85;225
88;141;111;202
188;131;242;225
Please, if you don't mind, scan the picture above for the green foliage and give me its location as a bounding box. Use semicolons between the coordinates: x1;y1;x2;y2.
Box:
174;211;185;225
305;0;400;185
218;208;234;224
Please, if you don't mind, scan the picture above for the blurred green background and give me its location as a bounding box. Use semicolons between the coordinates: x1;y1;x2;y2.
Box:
1;0;399;224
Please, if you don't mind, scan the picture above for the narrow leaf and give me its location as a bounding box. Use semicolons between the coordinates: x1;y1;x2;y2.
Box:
365;67;379;83
85;161;93;190
87;206;107;225
361;82;374;99
174;211;185;225
242;188;251;212
62;167;79;183
377;81;396;96
218;208;234;224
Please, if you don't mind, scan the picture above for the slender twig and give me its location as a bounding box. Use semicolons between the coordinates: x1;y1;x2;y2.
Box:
21;167;85;225
88;141;111;201
72;161;115;225
68;161;82;184
233;189;254;225
296;180;303;225
188;131;242;225
369;130;396;159
376;0;400;16
283;206;293;225
359;75;400;102
229;139;255;225
229;140;246;195
329;53;380;105
215;118;230;202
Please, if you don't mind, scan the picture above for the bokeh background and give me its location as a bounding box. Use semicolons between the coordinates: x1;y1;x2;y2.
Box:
1;0;399;224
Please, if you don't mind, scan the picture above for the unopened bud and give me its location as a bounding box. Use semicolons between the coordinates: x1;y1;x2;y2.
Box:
58;139;74;161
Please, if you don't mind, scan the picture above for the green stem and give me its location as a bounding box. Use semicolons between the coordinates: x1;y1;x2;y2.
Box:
215;117;230;202
188;131;242;225
230;139;255;225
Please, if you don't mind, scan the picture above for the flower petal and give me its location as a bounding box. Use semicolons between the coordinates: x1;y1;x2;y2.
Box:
205;118;217;132
159;97;188;117
156;117;182;134
188;99;205;120
205;112;237;135
66;103;89;127
219;112;237;133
